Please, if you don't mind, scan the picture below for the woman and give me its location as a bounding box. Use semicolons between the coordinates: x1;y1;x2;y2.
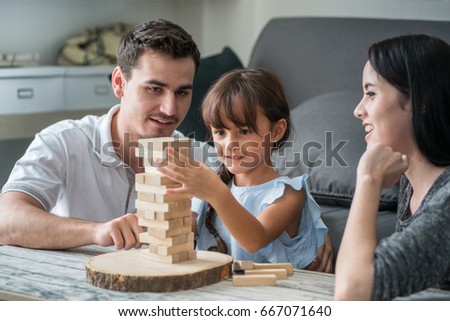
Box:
335;34;450;300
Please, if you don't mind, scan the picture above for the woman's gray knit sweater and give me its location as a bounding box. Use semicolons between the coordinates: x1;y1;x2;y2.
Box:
372;167;450;300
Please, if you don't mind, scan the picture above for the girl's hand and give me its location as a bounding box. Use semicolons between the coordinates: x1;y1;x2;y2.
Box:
357;143;409;188
156;147;226;203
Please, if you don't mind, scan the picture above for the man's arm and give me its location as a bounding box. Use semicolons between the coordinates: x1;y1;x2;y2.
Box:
0;191;143;250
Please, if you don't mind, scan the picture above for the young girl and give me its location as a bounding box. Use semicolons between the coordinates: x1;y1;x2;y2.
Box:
159;68;331;270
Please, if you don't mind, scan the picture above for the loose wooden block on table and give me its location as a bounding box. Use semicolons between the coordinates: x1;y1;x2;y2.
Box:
233;260;294;276
232;274;278;287
244;268;288;280
86;250;232;292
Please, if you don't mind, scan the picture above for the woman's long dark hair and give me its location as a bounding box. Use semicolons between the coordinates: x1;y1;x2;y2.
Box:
368;34;450;166
200;68;291;253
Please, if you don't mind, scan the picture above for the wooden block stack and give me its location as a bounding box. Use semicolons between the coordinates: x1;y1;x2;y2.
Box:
135;137;196;264
232;260;294;286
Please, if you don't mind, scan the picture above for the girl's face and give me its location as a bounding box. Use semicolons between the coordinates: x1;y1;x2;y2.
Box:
211;106;286;177
354;61;414;153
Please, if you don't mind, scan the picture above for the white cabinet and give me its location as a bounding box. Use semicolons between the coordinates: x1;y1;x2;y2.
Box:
0;67;65;114
65;65;118;110
0;65;118;114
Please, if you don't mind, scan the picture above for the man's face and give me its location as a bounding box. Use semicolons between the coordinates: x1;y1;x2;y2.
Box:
113;50;196;139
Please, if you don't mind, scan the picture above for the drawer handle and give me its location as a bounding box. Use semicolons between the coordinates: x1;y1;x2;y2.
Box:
94;85;109;96
17;88;34;99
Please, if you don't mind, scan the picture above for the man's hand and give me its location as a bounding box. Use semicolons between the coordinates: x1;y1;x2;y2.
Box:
306;233;334;273
94;213;144;250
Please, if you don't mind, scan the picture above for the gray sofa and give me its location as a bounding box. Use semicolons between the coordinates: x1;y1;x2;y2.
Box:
246;17;450;258
2;17;450;261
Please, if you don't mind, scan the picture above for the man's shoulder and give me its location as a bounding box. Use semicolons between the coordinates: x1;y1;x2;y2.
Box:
40;113;104;138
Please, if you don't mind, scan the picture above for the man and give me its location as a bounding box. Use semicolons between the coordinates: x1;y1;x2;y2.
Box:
0;19;333;272
0;19;200;250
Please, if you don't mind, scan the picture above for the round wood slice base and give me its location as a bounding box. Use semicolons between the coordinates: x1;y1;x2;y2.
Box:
86;250;232;292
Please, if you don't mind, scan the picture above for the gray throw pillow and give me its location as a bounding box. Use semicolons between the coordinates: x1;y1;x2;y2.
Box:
273;90;398;210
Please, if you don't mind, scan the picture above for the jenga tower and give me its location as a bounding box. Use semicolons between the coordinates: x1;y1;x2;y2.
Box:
135;137;197;264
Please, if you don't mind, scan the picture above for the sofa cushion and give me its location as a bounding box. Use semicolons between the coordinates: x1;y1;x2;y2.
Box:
273;90;399;210
320;205;396;256
177;47;243;142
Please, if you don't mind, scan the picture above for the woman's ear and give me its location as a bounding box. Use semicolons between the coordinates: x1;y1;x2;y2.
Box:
271;119;288;142
111;66;126;98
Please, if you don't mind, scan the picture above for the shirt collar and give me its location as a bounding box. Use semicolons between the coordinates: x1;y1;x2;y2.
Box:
93;104;121;168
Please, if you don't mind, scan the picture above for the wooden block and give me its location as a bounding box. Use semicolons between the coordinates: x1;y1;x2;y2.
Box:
140;232;194;247
135;199;191;213
147;225;192;238
244;268;287;280
148;241;194;256
139;148;189;160
138;216;186;230
135;148;166;159
252;262;294;276
144;166;165;176
138;192;191;203
232;260;253;270
135;182;183;194
233;260;294;276
146;250;196;264
137;192;155;202
137;137;191;156
137;208;191;221
135;173;176;186
232;274;277;286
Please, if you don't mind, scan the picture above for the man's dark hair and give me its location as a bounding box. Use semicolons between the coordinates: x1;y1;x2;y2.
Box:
117;19;200;80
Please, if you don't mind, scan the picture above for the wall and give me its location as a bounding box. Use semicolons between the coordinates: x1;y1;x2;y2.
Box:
198;0;450;64
0;0;183;65
2;0;449;68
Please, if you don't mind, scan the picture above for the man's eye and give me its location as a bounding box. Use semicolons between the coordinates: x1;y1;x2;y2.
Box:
148;87;161;93
176;90;190;96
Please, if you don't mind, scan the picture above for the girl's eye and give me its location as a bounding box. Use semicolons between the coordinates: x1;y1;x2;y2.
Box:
213;129;225;136
240;129;252;135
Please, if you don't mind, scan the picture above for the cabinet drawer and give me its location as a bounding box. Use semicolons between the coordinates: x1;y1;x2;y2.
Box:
0;67;64;114
65;65;119;110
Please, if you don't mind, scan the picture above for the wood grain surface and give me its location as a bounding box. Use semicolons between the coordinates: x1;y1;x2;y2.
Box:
86;249;232;292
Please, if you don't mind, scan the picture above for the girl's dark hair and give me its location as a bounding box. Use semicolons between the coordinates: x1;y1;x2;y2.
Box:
368;34;450;166
200;68;292;253
117;19;200;80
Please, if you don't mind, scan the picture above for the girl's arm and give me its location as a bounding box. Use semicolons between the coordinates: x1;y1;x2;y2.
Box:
158;149;304;253
211;185;304;252
335;143;408;300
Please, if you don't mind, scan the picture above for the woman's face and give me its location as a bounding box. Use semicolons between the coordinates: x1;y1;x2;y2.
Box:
354;61;414;153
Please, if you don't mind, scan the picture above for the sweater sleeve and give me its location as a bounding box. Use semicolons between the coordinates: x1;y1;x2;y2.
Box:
372;181;450;300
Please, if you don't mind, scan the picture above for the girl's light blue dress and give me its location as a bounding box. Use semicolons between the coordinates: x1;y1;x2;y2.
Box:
192;175;328;268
